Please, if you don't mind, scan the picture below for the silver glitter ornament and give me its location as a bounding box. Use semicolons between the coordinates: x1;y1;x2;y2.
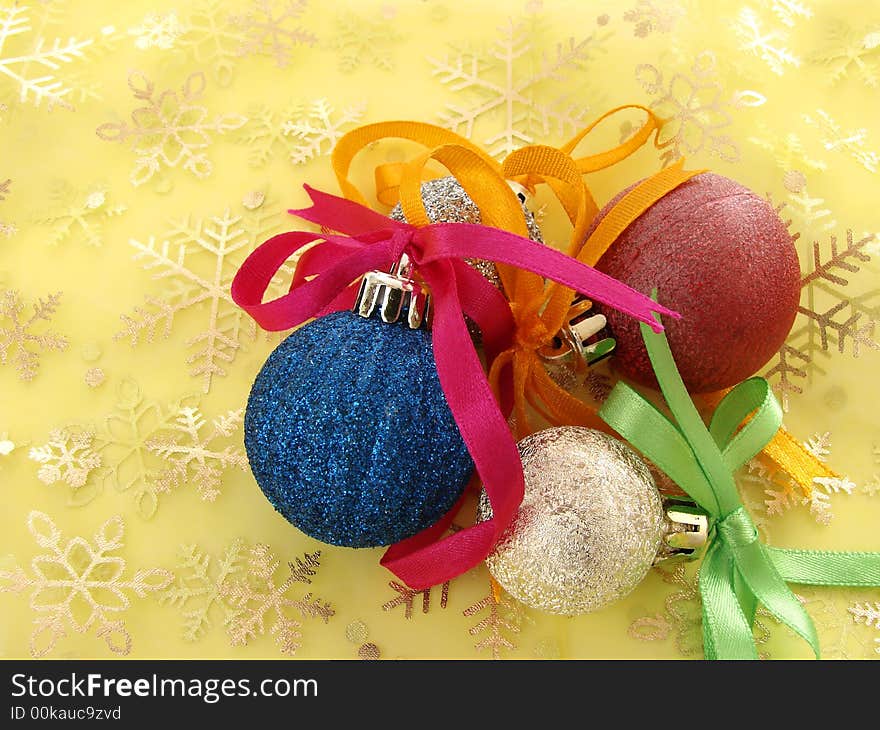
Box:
477;426;707;615
389;176;543;290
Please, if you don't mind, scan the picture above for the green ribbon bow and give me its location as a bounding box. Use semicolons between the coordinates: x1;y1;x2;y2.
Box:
598;298;880;660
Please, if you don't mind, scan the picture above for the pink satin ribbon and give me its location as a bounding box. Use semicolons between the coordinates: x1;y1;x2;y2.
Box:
231;185;678;589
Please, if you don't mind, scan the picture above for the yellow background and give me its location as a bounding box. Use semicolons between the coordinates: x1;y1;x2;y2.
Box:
1;0;879;659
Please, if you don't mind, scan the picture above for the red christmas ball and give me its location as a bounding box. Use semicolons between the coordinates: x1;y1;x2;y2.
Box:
591;172;800;393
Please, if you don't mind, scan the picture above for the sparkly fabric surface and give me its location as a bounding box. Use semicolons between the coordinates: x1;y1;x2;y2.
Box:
244;310;472;547
478;427;664;615
2;0;880;660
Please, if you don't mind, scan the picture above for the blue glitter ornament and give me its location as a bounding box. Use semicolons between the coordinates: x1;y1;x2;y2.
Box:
244;307;473;548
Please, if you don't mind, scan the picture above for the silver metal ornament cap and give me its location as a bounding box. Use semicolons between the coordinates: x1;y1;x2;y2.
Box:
539;296;616;366
654;497;710;564
353;252;432;330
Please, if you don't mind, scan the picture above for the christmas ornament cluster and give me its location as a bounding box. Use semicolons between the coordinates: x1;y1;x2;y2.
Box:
230;110;880;659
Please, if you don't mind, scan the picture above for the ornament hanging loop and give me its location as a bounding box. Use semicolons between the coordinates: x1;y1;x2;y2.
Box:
354;252;432;330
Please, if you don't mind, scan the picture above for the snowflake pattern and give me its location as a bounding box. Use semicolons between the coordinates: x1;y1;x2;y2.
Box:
114;195;284;393
748;124;828;173
235;102;299;167
812;20;880;88
629;563;774;658
382;580;449;619
462;581;523;659
330;9;401;73
623;0;683;38
161;540;246;642
231;0;316;67
91;380;194;517
0;175;14;237
429;19;606;158
219;545;334;655
33;181;127;246
785;589;877;659
0;289;68;381
770;0;813;27
173;0;249;87
282;99;367;165
128;12;187;50
0;511;173;657
146;406;247;502
0;4;92;110
734;7;801;76
636;51;740;166
742;434;856;525
629;563;704;656
782;170;837;233
29;428;102;491
803;108;879;174
764;230;878;409
96;71;247;186
849;602;880;654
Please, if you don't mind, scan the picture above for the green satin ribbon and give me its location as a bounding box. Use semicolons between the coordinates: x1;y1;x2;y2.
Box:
598;296;880;660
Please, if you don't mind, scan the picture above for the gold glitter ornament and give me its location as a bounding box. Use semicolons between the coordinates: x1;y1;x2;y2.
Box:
389;176;542;290
478;427;707;615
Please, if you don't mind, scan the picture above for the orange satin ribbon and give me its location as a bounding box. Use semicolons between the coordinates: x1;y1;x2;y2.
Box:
329;107;834;495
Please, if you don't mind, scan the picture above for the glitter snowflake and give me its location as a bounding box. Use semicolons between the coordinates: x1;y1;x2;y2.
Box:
803;109;879;174
173;0;248;87
748;124;827;173
85;381;192;517
29;428;102;491
770;0;813;27
128;11;186;50
220;545;334;655
0;176;14;237
230;0;316;67
849;602;880;654
33;181;127;246
636;51;740;166
764;230;878;408
623;0;683;38
429;19;606;158
629;563;704;656
781;170;837;233
0;4;92;110
146;406;247;502
383;580;449;619
0;289;68;381
734;7;801;76
0;511;173;657
282;99;367;165
96;71;247;186
462;581;523;659
161;540;246;642
785;589;877;659
743;435;856;525
236;102;299;166
114;195;283;393
628;563;776;658
330;9;401;72
812;20;880;88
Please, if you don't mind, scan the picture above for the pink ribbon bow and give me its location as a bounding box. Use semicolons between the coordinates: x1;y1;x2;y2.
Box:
231;185;678;589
